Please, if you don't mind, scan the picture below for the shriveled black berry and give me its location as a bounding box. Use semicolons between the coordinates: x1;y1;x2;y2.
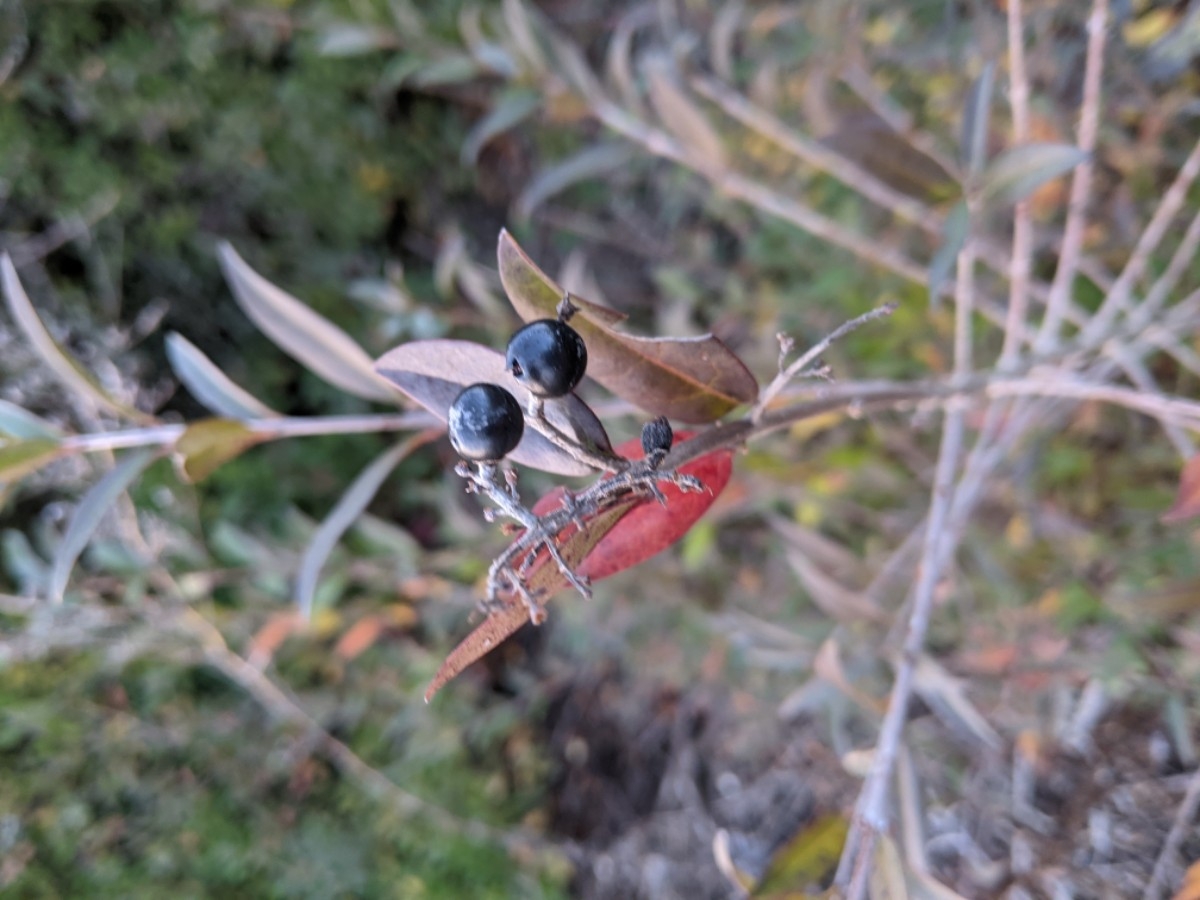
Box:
641;416;673;468
448;383;524;462
505;319;587;398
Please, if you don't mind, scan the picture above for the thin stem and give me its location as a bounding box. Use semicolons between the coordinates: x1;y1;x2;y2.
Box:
751;302;897;423
1084;135;1200;344
839;222;976;898
1143;762;1200;900
58;411;438;454
1002;0;1033;369
1034;0;1108;353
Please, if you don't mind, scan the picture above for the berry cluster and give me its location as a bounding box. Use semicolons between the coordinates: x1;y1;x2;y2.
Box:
448;312;588;463
445;295;702;624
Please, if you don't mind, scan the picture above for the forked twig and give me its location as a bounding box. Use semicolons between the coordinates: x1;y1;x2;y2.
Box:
751;302;898;424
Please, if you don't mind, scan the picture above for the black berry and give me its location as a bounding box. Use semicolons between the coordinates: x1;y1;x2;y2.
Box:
505;319;588;398
641;416;673;467
448;383;525;462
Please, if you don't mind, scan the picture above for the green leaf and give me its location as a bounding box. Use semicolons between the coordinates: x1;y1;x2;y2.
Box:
217;242;394;403
960;61;996;178
461;89;540;166
165;332;279;420
0;400;63;440
753;814;848;895
295;432;435;620
1;254;152;423
172;419;265;483
48;447;157;603
498;231;758;422
0;438;64;482
980;142;1088;205
928;200;969;306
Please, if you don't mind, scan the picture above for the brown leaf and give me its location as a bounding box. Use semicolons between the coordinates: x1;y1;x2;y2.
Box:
246;611;304;670
1162;453;1200;523
498;231;758;422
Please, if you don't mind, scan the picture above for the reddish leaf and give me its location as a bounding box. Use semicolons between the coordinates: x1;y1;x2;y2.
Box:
424;432;733;700
1162;453;1200;524
498;231;758;423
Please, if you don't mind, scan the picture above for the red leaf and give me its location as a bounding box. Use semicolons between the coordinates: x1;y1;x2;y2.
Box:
1163;453;1200;524
424;432;733;700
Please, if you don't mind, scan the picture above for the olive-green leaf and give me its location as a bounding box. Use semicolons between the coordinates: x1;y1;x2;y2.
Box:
980;142;1088;205
48;447;157;603
0;400;63;440
928;200;969;307
173;419;265;483
498;230;758;422
165;332;280;420
0;438;64;482
217;242;395;403
753;814;849;895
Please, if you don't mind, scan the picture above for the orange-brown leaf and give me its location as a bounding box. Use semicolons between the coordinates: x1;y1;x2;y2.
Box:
1163;453;1200;523
334;614;386;661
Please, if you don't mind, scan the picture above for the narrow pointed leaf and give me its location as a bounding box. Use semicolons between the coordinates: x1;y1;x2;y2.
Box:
0;400;63;440
374;339;613;476
461;89;540;166
928;200;969;306
48;447;157;603
515;143;636;221
173;419;265;483
166;332;279;420
1;254;151;423
960;61;996;178
643;54;727;171
0;438;64;482
498;231;757;422
980;143;1088;205
425;433;733;699
217;242;394;403
296;431;437;619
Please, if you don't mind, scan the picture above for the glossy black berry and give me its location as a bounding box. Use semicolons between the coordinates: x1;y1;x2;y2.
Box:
448;383;524;462
641;416;673;467
505;319;587;398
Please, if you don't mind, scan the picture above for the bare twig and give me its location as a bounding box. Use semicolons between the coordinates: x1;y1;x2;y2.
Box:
168;607;528;849
57;411;437;454
1002;0;1033;369
1143;762;1200;900
839;213;977;898
751;302;898;423
1084;135;1200;344
1034;0;1108;353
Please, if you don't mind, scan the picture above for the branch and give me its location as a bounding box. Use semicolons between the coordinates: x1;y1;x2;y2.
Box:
1034;0;1108;353
838;214;977;897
